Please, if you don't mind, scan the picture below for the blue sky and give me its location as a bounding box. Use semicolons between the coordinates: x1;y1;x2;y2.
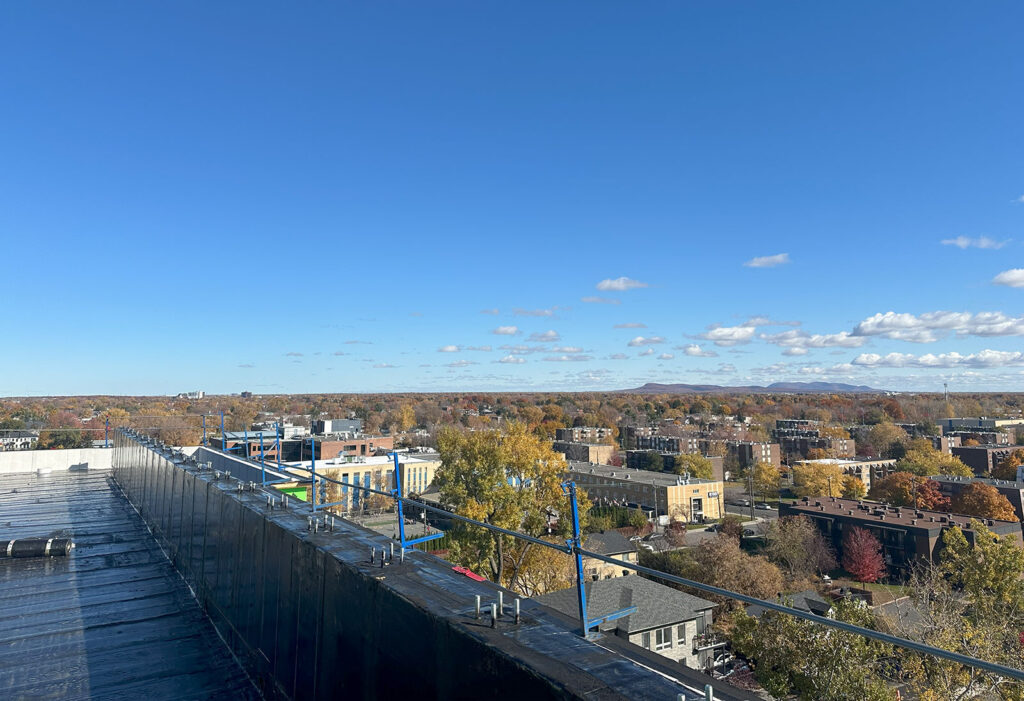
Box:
2;2;1022;395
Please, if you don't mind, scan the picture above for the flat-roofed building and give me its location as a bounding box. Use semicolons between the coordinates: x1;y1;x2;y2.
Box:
728;441;781;468
951;444;1023;475
793;457;898;490
780;495;1021;578
315;434;393;459
635;435;701;454
283;452;441;512
940;417;1024;433
568;462;723;523
932;474;1024;524
555;426;615;443
552;441;614;465
618;425;656;450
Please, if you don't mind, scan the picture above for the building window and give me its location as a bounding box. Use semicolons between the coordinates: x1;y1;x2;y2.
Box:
654;626;673;651
642;631;651;649
676;624;687;643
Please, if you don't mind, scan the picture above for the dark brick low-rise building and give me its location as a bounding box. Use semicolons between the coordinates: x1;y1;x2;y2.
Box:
932;475;1024;524
951;444;1022;476
780;496;1021;578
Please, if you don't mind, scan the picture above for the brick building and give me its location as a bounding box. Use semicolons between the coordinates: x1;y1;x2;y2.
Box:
951;444;1023;476
781;495;1021;578
553;441;614;465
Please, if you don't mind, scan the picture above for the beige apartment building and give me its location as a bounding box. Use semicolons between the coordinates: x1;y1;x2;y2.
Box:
568;462;723;523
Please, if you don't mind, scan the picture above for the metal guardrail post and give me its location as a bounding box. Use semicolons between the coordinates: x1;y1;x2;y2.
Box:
563;480;590;639
310;438;317;513
259;432;266;485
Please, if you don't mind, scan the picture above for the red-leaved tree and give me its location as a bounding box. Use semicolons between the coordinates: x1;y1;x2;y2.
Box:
842;527;886;583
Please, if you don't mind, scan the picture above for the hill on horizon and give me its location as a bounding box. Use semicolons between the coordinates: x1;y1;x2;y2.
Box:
618;381;880;394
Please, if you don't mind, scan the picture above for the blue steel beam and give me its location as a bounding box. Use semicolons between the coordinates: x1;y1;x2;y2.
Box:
404;532;445;547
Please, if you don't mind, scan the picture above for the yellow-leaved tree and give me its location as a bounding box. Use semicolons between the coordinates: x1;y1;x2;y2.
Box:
435;423;589;593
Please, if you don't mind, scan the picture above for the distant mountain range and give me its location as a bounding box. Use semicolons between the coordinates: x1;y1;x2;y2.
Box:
618;381;879;394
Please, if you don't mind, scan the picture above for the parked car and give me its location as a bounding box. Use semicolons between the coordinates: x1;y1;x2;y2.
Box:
755;503;773;511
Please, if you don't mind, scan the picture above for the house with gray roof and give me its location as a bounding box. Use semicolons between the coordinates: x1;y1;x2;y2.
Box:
745;589;833;619
537;576;716;668
582;530;637;581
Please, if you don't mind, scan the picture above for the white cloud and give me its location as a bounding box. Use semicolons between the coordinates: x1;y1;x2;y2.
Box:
514;307;559;317
500;344;550;355
614;322;647;329
596;276;648;291
941;236;1008;250
761;329;867;349
852;310;1024;341
638;348;655;357
742;316;801;328
608;353;629;360
446;360;477;368
481;308;500;315
743;253;790;268
852;349;1024;369
498;355;525;364
783;347;809;356
552;346;583;353
373;363;396;369
993;269;1024;288
658;353;674;360
543;354;593;362
680;344;717;357
465;345;492;352
582;296;621;305
438;345;460;353
492;326;520;335
698;325;756;346
627;336;666;346
528;330;561;342
332;351;349;356
285;351;303;357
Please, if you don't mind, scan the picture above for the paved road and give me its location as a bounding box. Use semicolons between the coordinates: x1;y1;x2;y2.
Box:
725;504;779;520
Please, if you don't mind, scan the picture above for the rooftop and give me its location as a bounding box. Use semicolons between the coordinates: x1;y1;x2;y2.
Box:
932;474;1024;489
797;458;895;466
0;468;258;699
569;461;721;488
783;495;1020;534
538;577;715;635
583;530;634;556
746;589;833;619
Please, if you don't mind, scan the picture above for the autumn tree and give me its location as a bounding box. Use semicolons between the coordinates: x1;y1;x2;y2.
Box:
792;462;844;498
992;448;1024;481
435;423;590;591
842;527;886;583
896;439;972;477
752;461;781;500
641;536;784;610
863;422;908;459
841;475;867;500
887;522;1024;700
671;452;714;480
731;599;894;701
952;483;1019;522
764;516;836;584
868;472;950;511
